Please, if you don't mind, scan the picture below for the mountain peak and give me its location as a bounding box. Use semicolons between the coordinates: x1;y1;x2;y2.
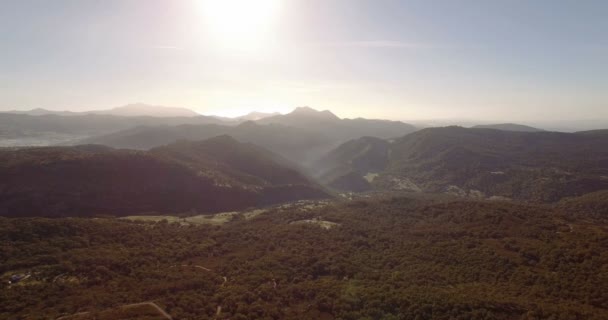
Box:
290;106;340;120
97;103;201;118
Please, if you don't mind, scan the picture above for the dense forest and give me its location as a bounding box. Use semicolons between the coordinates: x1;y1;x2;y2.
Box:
2;195;607;319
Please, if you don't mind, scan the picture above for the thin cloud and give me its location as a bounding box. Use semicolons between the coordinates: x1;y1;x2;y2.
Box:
328;41;437;49
150;46;184;50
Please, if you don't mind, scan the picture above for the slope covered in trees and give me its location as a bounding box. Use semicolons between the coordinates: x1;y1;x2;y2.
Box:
311;136;390;192
1;196;607;319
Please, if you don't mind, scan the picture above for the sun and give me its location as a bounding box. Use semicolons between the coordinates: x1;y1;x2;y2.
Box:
200;0;282;53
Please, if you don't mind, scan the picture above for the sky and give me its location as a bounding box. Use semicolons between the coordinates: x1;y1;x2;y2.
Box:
0;0;607;122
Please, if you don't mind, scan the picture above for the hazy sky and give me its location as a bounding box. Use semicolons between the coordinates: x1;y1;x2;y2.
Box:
1;0;607;121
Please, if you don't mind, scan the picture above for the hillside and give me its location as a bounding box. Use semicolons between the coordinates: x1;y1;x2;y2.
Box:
79;122;333;165
472;123;544;132
557;190;608;219
313;127;608;201
2;196;607;319
0;137;328;217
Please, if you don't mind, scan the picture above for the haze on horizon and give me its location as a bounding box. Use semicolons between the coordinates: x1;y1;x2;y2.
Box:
1;0;607;123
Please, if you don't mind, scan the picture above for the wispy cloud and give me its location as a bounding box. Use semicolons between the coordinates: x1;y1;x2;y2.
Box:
150;46;184;50
327;41;437;49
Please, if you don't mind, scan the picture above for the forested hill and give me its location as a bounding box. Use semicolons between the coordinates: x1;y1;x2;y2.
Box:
0;137;329;217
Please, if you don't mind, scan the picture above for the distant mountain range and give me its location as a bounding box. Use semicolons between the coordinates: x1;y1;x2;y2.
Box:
5;103;201;118
312;126;608;202
76;107;418;166
0;136;329;217
0;105;417;154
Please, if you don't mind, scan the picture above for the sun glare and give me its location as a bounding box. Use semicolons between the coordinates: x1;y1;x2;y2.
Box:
200;0;281;53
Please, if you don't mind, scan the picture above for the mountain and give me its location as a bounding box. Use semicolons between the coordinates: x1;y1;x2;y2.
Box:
3;108;81;116
472;123;544;132
4;103;201;118
78;121;334;165
259;106;341;124
88;103;200;117
76;107;417;166
0;137;329;217
257;106;417;142
311;136;390;192
313;126;608;201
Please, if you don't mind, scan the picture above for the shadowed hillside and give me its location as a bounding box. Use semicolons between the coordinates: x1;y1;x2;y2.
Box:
312;136;390;192
0;137;329;217
472;123;544;132
79;122;333;165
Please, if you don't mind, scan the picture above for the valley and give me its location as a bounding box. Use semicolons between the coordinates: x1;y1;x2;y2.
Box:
3;2;607;318
1;106;607;319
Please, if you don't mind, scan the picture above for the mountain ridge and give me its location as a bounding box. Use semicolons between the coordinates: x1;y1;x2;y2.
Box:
4;103;201;118
312;126;608;201
472;123;544;132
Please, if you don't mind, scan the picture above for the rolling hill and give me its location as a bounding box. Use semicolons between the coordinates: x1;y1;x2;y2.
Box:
78;121;333;165
0;136;329;217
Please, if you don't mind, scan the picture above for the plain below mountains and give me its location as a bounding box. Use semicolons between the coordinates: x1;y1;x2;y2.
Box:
0;104;225;147
0;136;329;217
4;103;201;118
313;126;608;202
